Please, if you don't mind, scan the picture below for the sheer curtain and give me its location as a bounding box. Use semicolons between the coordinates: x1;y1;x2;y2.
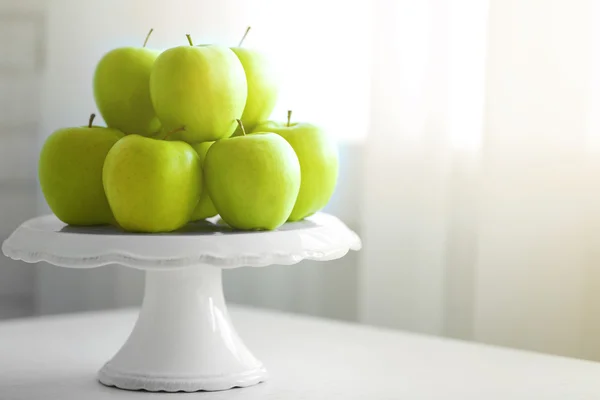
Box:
362;0;600;360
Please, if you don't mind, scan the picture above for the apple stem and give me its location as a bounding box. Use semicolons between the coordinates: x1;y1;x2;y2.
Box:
287;110;292;127
186;34;194;46
238;26;251;47
88;113;96;128
236;119;246;136
143;28;154;48
163;126;186;140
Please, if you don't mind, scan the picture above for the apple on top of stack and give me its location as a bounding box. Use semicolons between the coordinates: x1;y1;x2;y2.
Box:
39;28;338;233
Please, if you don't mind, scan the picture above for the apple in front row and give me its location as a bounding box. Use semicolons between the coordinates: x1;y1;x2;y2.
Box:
39;114;123;225
102;132;202;233
254;111;338;221
204;121;300;230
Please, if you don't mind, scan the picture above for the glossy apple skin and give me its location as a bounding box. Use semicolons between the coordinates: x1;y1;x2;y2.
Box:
204;133;300;230
150;45;247;143
190;141;218;221
103;135;202;233
230;48;278;134
39;126;124;225
93;47;161;136
253;122;338;221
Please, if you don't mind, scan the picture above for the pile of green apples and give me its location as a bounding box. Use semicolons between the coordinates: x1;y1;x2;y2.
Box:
38;29;339;233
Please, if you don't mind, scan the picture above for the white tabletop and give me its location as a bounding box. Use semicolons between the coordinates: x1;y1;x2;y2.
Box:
1;306;599;400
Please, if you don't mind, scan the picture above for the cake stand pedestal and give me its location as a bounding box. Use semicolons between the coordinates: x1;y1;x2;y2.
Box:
1;213;361;392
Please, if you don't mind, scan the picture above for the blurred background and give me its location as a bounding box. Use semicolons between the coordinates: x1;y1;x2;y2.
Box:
3;0;600;362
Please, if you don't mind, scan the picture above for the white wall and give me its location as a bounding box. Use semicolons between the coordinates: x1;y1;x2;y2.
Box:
0;0;45;318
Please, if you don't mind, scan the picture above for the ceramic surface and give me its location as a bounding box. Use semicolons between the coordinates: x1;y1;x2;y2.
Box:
1;213;361;270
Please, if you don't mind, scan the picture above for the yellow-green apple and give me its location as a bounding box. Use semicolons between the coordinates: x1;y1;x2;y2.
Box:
190;141;218;220
102;130;202;233
150;34;247;143
93;29;161;136
230;27;278;134
39;114;123;225
253;111;338;221
204;120;300;230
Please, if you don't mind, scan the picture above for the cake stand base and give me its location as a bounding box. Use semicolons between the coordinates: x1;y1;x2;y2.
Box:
97;266;268;392
2;213;361;392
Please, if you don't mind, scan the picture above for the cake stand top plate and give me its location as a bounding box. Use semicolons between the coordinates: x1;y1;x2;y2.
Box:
1;213;361;270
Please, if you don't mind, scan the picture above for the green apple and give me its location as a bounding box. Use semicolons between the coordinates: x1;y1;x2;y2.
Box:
103;130;202;233
253;111;338;221
39;114;124;225
190;141;218;221
204;120;300;230
231;27;279;134
93;29;161;136
150;34;247;143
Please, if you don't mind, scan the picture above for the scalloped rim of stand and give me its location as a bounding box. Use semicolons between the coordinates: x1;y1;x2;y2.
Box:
1;240;359;269
98;363;269;392
1;213;361;270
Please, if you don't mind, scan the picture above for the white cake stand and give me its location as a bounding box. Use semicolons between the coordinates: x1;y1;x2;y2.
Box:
1;212;360;393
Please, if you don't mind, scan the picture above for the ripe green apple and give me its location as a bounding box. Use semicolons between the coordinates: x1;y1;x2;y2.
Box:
231;27;279;134
253;111;338;221
190;141;218;221
150;35;247;143
204;121;300;230
39;114;124;225
93;29;161;136
103;132;202;233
